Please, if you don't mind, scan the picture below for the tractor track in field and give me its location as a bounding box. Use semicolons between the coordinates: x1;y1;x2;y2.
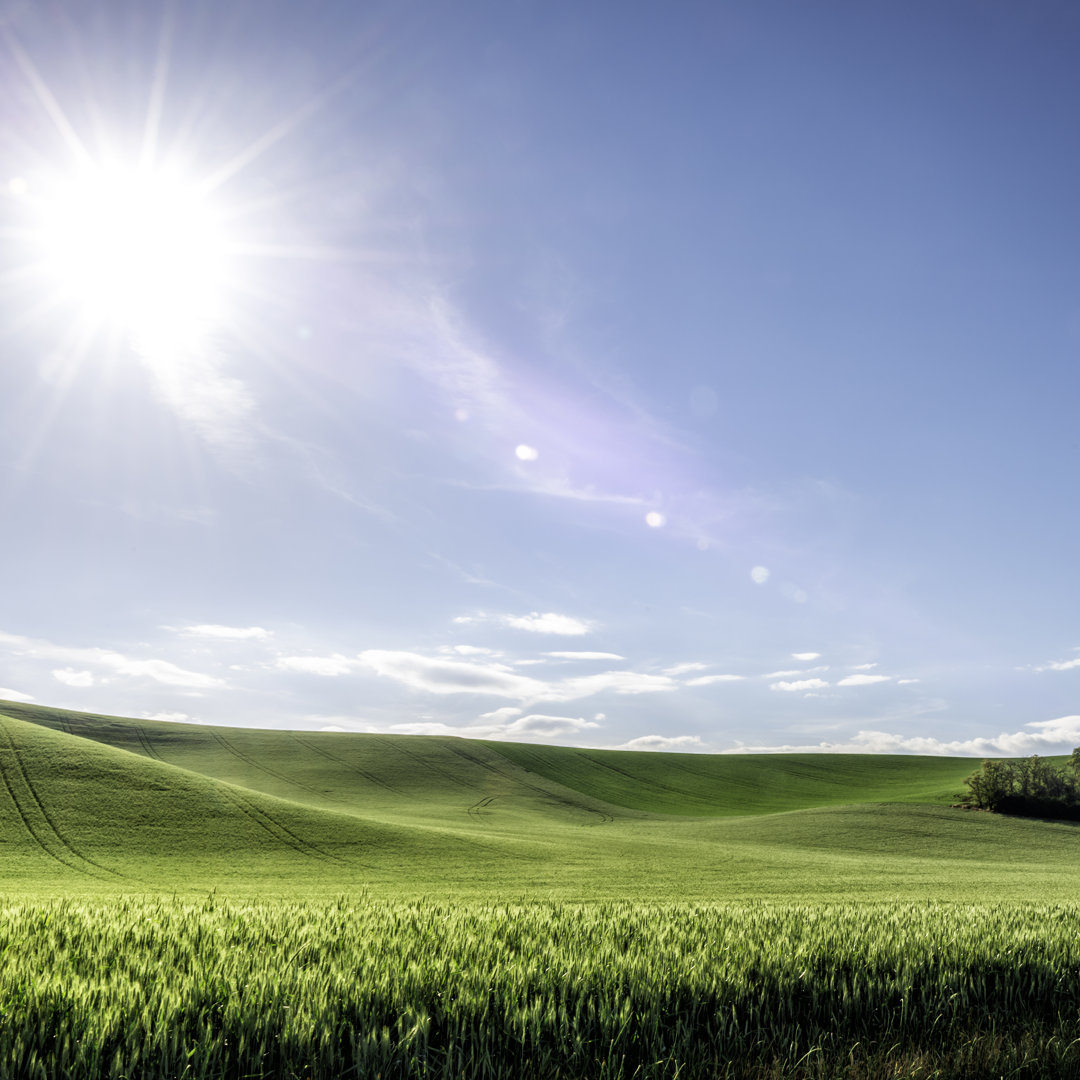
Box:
207;729;347;806
136;726;166;762
0;722;123;878
286;733;402;795
467;796;496;817
446;744;614;826
563;752;695;803
221;786;345;864
373;736;478;792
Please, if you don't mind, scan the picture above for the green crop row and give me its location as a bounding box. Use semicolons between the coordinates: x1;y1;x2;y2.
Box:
3;897;1080;1079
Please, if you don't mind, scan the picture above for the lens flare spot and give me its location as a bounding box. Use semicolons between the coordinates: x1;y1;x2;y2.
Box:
750;565;770;584
645;511;665;528
515;444;539;461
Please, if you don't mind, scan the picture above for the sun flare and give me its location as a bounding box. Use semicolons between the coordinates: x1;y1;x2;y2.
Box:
30;161;232;354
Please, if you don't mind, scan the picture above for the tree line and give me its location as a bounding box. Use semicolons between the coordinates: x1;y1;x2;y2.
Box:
964;751;1080;820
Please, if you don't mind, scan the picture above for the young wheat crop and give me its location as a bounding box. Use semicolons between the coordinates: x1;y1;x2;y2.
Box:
2;897;1080;1079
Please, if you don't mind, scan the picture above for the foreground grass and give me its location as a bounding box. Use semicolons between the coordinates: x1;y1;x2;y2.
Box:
5;897;1080;1079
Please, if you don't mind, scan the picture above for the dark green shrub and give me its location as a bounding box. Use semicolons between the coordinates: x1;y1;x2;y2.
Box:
965;752;1080;815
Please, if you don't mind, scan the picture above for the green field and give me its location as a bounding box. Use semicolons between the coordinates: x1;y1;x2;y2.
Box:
4;698;1080;1078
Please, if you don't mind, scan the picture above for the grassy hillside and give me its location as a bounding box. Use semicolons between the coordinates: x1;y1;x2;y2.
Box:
492;741;971;814
2;697;1079;901
4;698;973;817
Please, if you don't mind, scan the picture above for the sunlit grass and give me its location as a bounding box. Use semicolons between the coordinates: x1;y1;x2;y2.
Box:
4;897;1080;1079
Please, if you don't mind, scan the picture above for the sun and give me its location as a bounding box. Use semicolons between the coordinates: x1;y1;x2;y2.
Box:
28;159;233;357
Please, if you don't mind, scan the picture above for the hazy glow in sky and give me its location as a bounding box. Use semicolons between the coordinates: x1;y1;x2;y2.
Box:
2;1;1079;755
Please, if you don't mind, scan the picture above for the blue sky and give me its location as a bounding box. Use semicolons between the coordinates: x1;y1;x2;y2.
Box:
2;0;1079;754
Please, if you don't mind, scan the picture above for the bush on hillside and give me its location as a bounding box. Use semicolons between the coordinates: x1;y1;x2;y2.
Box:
964;751;1080;819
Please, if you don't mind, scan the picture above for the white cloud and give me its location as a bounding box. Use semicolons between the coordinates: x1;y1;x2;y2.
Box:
455;611;593;635
452;645;499;656
180;625;271;640
360;650;679;705
144;712;192;723
307;706;597;744
1037;657;1080;672
503;612;592;635
557;671;678;699
116;658;225;688
750;566;770;584
763;667;828;678
617;734;704;752
850;662;878;670
52;668;94;688
276;654;357;677
663;661;709;676
361;650;545;700
479;706;523;722
504;714;600;738
770;678;829;692
792;652;821;661
836;674;892;687
726;715;1080;757
897;678;921;685
0;631;224;689
685;674;744;686
0;687;34;703
546;651;625;661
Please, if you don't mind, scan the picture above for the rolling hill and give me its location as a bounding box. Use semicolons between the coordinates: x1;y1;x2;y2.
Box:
2;697;1078;900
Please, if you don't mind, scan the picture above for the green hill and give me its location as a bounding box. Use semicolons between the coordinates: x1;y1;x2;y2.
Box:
2;698;1078;901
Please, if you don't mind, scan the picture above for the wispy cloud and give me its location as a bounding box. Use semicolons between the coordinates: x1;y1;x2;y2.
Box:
361;650;543;699
359;649;678;705
836;674;892;687
178;624;272;640
308;707;599;743
275;654;357;676
663;661;709;676
502;612;592;635
616;734;705;752
792;652;820;661
0;687;35;703
770;678;829;692
726;715;1080;757
1036;657;1080;672
142;347;260;463
504;714;600;738
546;651;625;660
52;668;94;687
685;674;744;686
0;631;224;689
456;611;593;636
